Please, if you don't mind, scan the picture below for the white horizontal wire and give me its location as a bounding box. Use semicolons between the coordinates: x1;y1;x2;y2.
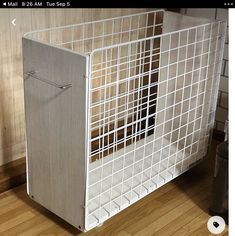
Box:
90;46;221;92
89;69;220;132
90;21;226;55
89;106;212;164
91;33;222;70
87;136;206;200
56;23;163;47
25;9;164;36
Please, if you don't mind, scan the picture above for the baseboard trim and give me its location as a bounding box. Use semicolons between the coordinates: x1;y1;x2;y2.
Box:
0;157;26;194
0;142;25;166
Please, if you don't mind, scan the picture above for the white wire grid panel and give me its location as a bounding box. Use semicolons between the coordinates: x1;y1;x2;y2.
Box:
25;10;164;55
24;9;226;231
86;15;226;229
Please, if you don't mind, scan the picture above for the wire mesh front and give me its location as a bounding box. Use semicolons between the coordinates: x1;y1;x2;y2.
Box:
86;17;226;229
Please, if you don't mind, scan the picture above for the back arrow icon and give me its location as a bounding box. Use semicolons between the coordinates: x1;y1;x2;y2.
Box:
12;19;16;26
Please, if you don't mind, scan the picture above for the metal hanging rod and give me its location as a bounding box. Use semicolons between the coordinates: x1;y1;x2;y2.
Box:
26;71;72;89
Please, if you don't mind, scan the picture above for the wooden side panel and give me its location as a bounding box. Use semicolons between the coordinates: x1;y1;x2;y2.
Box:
23;38;87;230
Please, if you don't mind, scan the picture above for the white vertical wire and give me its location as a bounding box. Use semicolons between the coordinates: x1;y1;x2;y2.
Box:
189;25;206;158
130;15;140;175
108;19;115;215
137;12;149;146
152;12;157;37
98;22;106;222
166;32;180;178
104;49;113;215
148;39;162;188
100;21;105;161
83;24;85;53
143;12;157;190
125;16;133;147
172;31;183;176
86;51;93;228
116;18;124;206
148;42;159;190
106;20;123;210
120;42;132;207
141;38;154;193
148;17;164;183
107;20;115;157
130;40;143;200
136;12;149;195
174;29;189;174
180;28;198;172
127;15;135;149
157;33;171;184
120;16;133;206
92;23;95;52
112;46;121;210
196;23;213;155
120;17;124;44
129;16;141;201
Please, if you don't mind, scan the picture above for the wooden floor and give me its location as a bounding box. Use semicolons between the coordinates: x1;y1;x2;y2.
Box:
0;140;228;236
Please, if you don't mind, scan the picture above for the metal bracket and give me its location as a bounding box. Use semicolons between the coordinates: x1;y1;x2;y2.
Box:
25;71;72;89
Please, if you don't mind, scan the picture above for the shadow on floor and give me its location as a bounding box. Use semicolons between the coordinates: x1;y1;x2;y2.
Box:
172;139;220;214
10;185;82;235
